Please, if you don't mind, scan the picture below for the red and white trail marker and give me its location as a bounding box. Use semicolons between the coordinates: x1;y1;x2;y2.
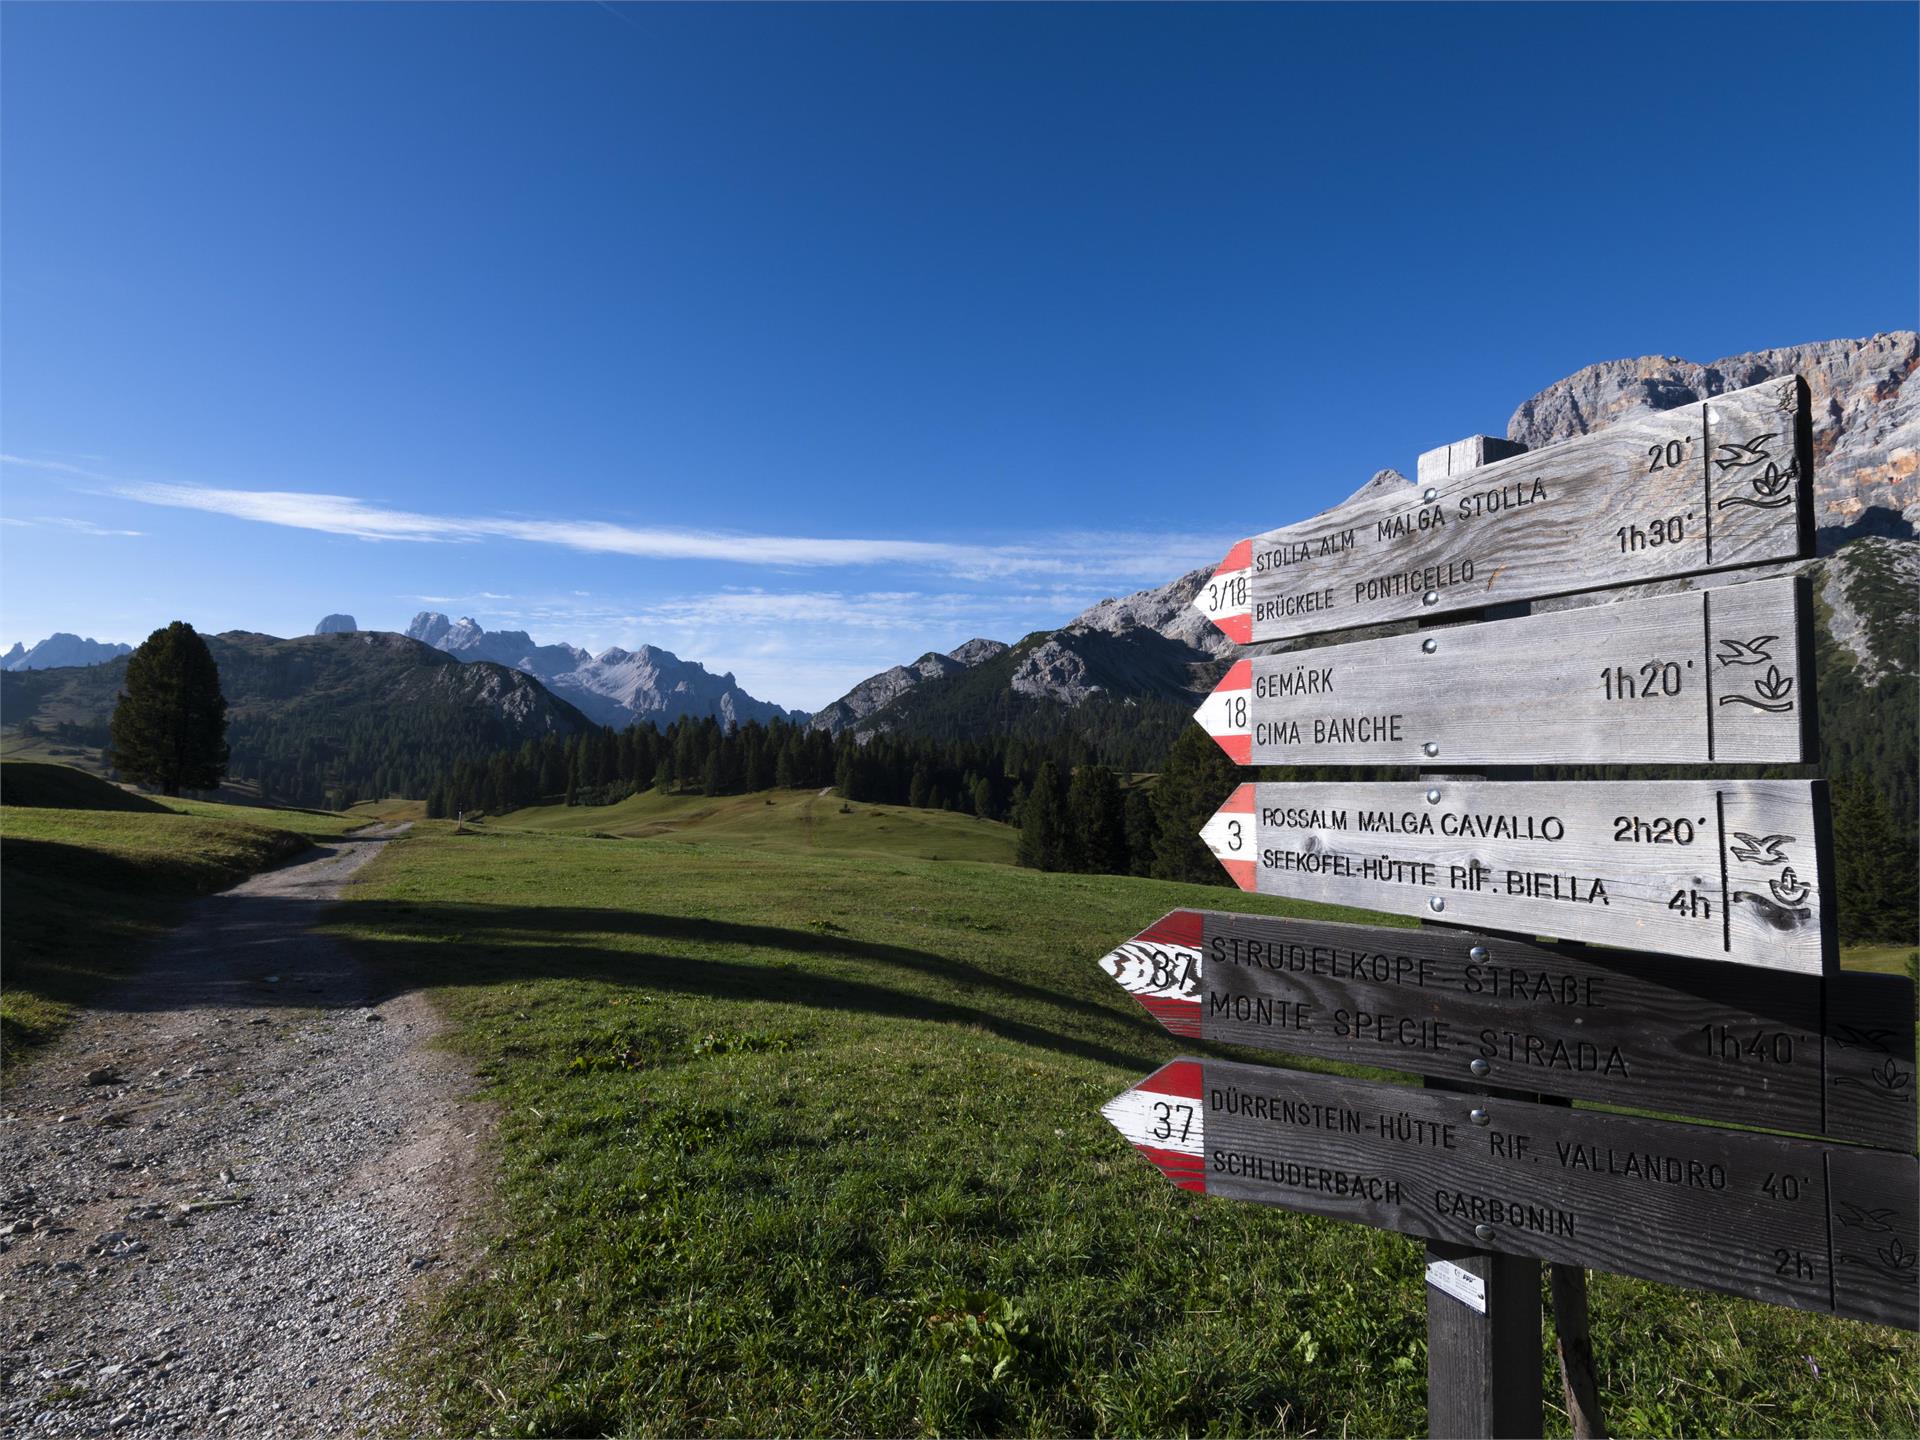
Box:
1093;910;1203;1038
1193;540;1251;646
1097;1058;1204;1193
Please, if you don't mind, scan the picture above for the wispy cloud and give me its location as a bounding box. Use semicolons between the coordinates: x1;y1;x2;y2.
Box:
47;469;1228;584
2;514;145;537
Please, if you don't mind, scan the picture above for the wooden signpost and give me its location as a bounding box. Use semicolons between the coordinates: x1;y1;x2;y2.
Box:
1198;777;1831;970
1089;372;1915;1436
1102;1057;1917;1329
1195;577;1816;766
1195;376;1815;644
1098;910;1915;1148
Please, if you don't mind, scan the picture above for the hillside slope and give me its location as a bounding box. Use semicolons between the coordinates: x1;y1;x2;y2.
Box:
0;631;593;809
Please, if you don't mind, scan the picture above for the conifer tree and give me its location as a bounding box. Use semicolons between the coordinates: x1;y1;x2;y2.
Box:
109;621;229;796
1124;784;1159;876
1068;764;1127;874
1151;725;1238;884
1016;765;1067;871
1832;770;1918;943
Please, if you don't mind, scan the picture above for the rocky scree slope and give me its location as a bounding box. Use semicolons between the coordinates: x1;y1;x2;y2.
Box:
809;639;1008;735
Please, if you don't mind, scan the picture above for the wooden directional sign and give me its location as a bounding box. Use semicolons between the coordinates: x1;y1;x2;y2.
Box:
1104;1058;1918;1329
1197;577;1814;767
1099;910;1915;1148
1195;377;1814;645
1199;779;1829;970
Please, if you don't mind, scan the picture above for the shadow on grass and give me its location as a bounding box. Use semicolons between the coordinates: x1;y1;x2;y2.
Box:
6;836;1171;1073
327;898;1167;1073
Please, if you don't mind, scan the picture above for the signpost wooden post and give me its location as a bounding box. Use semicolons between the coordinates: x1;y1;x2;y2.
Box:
1195;377;1815;645
1197;777;1833;970
1091;375;1916;1437
1101;1058;1918;1329
1097;910;1915;1148
1195;576;1816;767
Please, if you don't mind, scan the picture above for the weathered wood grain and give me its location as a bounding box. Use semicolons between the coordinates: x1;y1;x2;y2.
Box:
1199;778;1830;970
1194;376;1814;646
1096;910;1914;1148
1195;577;1813;766
1103;1058;1920;1329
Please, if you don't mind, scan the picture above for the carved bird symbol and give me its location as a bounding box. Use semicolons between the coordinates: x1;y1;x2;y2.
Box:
1714;434;1777;471
1716;636;1777;666
1730;832;1793;866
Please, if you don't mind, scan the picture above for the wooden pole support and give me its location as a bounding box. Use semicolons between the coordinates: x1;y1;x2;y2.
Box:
1551;1262;1608;1439
1418;433;1547;1440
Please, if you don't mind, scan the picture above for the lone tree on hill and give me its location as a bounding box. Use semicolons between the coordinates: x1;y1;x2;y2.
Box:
109;621;229;796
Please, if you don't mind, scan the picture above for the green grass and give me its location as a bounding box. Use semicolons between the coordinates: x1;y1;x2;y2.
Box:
0;762;366;1069
322;822;1919;1438
498;785;1020;865
344;797;430;824
1843;943;1920;978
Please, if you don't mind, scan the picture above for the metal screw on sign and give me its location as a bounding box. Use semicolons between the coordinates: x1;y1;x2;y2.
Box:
1470;1059;1491;1078
1428;897;1446;913
1425;788;1441;804
1469;1108;1490;1126
1475;1224;1496;1242
1468;945;1489;962
1423;741;1440;757
1422;637;1438;653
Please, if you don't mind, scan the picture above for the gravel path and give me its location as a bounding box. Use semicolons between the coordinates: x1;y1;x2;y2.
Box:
0;825;493;1438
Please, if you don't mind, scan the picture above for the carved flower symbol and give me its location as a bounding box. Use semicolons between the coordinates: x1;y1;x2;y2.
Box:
1881;1237;1915;1273
1753;461;1794;498
1870;1058;1913;1096
1755;666;1794;702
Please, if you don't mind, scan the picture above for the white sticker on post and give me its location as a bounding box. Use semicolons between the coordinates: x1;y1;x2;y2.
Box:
1425;1258;1487;1313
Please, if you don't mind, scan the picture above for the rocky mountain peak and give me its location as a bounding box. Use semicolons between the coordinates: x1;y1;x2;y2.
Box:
313;614;357;635
1508;332;1916;546
402;613;801;729
2;633;134;672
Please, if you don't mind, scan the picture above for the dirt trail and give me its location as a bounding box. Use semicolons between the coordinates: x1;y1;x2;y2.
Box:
0;824;491;1438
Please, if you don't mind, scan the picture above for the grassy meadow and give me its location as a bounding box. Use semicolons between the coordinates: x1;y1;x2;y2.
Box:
496;784;1021;866
0;761;362;1067
318;803;1919;1438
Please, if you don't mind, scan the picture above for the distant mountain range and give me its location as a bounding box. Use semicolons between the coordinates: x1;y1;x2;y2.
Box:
3;634;133;671
403;612;807;730
0;630;591;809
812;332;1918;746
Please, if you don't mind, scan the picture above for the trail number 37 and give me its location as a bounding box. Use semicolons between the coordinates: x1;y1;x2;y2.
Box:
1151;1102;1195;1143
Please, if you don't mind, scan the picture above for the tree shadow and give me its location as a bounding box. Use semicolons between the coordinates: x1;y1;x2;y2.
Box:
326;898;1169;1073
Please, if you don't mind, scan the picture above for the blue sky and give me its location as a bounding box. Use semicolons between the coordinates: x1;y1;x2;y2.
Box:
3;2;1913;711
